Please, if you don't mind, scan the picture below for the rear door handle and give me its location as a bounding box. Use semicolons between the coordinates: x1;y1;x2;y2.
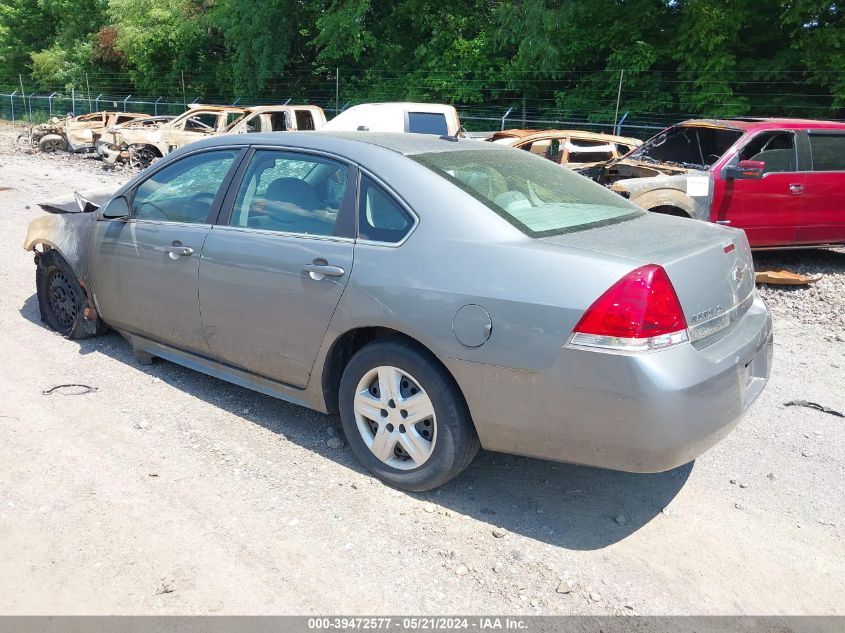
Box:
304;263;345;280
789;183;803;195
165;242;194;258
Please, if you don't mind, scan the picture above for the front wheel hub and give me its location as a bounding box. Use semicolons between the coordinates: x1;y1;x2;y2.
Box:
47;270;78;329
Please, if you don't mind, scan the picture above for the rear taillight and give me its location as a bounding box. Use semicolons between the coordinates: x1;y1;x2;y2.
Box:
567;264;689;353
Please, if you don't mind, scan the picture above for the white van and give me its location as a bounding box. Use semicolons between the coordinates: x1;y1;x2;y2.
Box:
323;102;462;136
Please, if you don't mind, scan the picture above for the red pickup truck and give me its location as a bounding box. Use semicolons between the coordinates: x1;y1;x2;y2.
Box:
602;118;845;248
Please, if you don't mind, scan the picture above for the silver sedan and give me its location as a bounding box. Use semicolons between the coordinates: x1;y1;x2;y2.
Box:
25;132;773;490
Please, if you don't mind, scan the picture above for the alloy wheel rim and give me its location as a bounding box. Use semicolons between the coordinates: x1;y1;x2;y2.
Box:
47;270;77;330
353;366;436;471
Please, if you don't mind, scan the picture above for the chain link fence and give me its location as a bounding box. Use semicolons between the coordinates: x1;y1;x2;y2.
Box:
0;88;671;140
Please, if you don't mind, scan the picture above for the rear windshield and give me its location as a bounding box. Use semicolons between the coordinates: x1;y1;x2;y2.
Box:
408;112;448;135
630;125;743;170
412;149;642;237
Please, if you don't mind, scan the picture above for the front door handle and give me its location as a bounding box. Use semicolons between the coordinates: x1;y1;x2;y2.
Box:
304;262;345;280
789;183;804;195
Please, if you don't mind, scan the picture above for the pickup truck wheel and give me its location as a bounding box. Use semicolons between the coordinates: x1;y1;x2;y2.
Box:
338;339;480;491
38;134;67;153
36;251;105;339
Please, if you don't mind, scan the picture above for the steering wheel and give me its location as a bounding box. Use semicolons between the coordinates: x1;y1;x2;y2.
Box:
186;118;214;132
135;200;168;220
189;192;216;207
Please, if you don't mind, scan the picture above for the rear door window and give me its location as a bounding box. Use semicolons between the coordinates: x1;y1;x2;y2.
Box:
408;112;448;135
809;134;845;171
229;150;350;237
295;110;315;130
269;111;289;131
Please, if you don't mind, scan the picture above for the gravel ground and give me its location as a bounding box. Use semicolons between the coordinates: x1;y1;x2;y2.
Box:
755;249;845;332
0;121;843;615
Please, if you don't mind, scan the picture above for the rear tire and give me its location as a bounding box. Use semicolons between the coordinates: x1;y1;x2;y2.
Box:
38;134;67;153
338;338;480;491
35;250;105;339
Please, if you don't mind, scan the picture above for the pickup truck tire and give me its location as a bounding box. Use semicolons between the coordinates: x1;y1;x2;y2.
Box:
36;250;105;339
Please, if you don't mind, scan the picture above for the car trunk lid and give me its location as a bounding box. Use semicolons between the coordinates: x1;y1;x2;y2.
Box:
541;213;756;347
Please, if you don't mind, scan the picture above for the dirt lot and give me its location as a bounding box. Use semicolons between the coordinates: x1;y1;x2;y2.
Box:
0;121;843;615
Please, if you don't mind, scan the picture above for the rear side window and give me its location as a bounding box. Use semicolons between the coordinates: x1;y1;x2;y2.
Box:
408;112;448;135
412;149;641;237
358;176;414;243
809;134;845;171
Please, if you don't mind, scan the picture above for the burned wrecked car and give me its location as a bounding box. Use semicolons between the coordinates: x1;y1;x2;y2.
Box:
24;111;149;153
225;105;326;134
99;104;246;168
488;129;641;178
602;118;845;248
99;104;326;168
97;115;175;162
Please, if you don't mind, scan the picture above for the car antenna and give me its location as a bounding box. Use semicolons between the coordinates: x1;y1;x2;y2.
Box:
439;126;463;142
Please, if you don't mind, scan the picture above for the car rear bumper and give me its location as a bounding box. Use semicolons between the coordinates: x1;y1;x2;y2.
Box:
440;294;773;472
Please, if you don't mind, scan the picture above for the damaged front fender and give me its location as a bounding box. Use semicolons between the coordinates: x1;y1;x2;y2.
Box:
610;171;713;222
24;187;116;283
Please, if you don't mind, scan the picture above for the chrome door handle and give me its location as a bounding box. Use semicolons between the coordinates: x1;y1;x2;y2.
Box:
165;245;194;258
789;183;803;195
304;263;345;280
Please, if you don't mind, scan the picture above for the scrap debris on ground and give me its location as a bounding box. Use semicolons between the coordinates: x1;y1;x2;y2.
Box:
755;269;822;285
784;400;844;418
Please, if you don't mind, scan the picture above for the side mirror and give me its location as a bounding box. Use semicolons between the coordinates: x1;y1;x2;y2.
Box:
725;160;765;180
100;195;131;220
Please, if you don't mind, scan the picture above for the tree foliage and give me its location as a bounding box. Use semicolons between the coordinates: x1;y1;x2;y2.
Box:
2;0;845;120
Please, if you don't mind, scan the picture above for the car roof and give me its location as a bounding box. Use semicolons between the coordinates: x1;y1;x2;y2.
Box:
186;104;247;111
490;128;642;145
678;117;845;132
182;131;499;156
239;104;324;114
342;102;457;113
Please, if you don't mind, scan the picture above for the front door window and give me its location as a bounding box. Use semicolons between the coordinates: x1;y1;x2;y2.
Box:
131;150;238;224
